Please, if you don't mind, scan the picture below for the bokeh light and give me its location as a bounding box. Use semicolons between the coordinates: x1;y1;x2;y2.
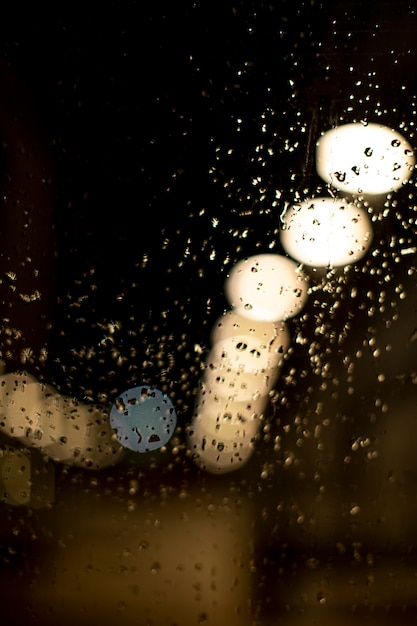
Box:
36;394;125;469
110;385;177;453
316;123;415;195
280;197;373;267
224;254;309;322
0;372;57;444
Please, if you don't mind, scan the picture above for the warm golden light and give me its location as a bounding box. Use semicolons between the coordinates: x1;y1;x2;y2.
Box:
34;394;125;469
316;122;415;194
211;310;290;367
224;254;309;322
280;197;373;267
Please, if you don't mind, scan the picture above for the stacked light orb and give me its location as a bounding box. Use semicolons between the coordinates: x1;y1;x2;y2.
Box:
187;122;414;474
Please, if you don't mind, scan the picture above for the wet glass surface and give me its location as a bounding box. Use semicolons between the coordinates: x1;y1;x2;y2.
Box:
1;3;417;624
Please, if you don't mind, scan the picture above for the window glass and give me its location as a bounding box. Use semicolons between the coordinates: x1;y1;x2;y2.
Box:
1;3;417;624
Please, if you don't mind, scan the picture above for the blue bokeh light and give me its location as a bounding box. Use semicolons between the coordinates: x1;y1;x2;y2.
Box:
110;385;177;453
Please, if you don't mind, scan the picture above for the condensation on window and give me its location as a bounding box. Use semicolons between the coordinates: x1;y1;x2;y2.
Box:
1;3;417;625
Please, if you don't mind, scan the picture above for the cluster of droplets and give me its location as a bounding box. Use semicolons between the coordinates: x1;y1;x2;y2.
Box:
187;122;414;474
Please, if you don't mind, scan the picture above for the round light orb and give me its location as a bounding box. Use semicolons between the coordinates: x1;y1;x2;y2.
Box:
211;311;290;367
280;197;373;267
224;254;309;321
35;395;125;469
316;123;415;195
110;385;177;453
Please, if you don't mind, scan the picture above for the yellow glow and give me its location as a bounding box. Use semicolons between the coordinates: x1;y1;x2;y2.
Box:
34;394;125;469
191;412;258;443
211;310;290;366
193;391;265;438
202;360;279;402
0;372;57;444
187;418;255;474
210;333;285;372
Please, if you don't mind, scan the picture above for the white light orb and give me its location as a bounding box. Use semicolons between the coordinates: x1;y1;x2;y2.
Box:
280;197;373;267
224;254;309;321
33;395;125;470
211;311;290;367
316;123;415;195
